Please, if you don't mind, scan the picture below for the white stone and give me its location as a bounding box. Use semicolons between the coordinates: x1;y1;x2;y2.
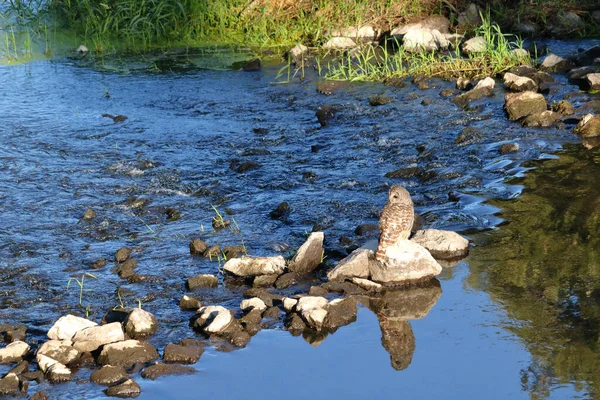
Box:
71;322;125;352
370;241;442;285
351;277;383;291
403;28;449;53
474;77;495;91
36;354;72;382
586;73;600;90
503;72;537;92
322;37;357;50
288;232;324;274
296;296;329;313
289;44;308;58
47;315;97;341
282;297;298;312
540;54;573;72
125;309;158;338
461;36;486;55
197;306;233;333
301;309;328;331
0;341;30;363
240;298;267;312
332;26;376;42
391;16;450;35
411;229;470;260
510;48;529;58
223;256;286;277
76;44;88;53
37;340;79;365
327;247;372;281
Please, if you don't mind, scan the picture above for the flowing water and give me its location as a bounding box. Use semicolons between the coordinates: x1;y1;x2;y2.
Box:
0;39;599;399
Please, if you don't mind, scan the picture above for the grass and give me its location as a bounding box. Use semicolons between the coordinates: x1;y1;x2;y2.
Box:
67;272;98;317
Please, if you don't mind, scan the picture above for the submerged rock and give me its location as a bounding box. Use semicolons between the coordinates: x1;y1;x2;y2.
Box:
288;232;324;274
315;105;335;126
82;208;97;221
163;343;203;364
104;379;141;398
98;340;159;367
370;241;442;286
410;229;469;260
369;95;393;106
90;365;128;386
499;143;519;154
269;201;290;220
141;363;195;380
0;341;30;364
455;126;483;145
505;91;547;120
223;256;286;277
47;315;97;341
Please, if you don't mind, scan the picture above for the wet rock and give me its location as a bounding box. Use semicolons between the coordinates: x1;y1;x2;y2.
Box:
91;258;107;269
82;208;97;221
124;309;158;339
421;99;432;106
224;256;286;277
288;232;324;274
410;229;469;260
288;44;308;59
240;298;267;312
242;58;261;71
211;217;231;230
37;340;79;365
233;161;260;173
102;114;128;123
104;378;141;398
115;248;132;263
323;298;358;331
553;100;574;115
98;340;159;367
505;91;547;120
503;72;537;92
451;77;495;109
440;88;458;97
327;247;371;281
189;239;209;255
30;391;48;400
354;224;379;236
521;110;561;128
371;241;442;286
0;341;29;364
269;202;290;220
240;309;262;336
586;73;600;91
21;370;43;383
316;82;347;96
222;246;245;259
0;373;19;396
4;325;26;343
7;360;28;375
402;28;449;53
282;298;298;312
351;277;383;292
567;66;600;83
540;54;574;73
179;295;202;310
262;307;280;321
574;114;600;138
549;11;585;36
115;259;137;279
141;363;195;380
193;306;233;334
163;344;203;364
461;36;486;55
297;297;329;330
321;280;365;295
103;308;130;325
90;365;128;386
271;272;296;289
456;76;471;90
315;105;335;126
48;315;97;341
165;208;181;221
286;313;307;333
186;274;218;290
252;274;278;288
36;354;71;382
322;37;357;50
308;286;329;297
455;126;483;145
499;143;519;154
72;322;125;352
368;95;393;106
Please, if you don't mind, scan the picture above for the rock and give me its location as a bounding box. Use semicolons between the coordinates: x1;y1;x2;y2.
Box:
503;72;537;92
402;28;449;53
574;114;600;138
323;298;358;331
262;306;280;321
440;88;458;97
251;273;277;287
457;3;482;30
37;340;79;365
370;241;442;286
193;306;233;334
540;54;574;73
288;44;308;59
115;248;132;263
240;309;262;335
369;95;393;106
47;314;97;340
322;37;356;49
36;354;71;382
21;370;43;383
456;76;471;90
211;217;231;230
586;73;600;91
91;258;107;269
72;322;125;352
285;314;307;333
115;259;137;279
0;373;19;396
521;110;561;128
186;274;218;290
354;224;379;236
391;16;450;36
104;379;141;398
316;105;335;126
269;201;290;220
165;208;181;221
443;33;464;49
30;392;48;400
282;298;298;312
512;21;539;37
0;341;30;364
297;296;329;313
499;143;519;154
410;229;469;260
82;208;96;221
189;239;208;255
3;325;26;343
179;295;202;310
308;286;329;296
222;246;245;259
549;11;585;36
98;340;159;368
243;289;284;308
504;91;547;120
567;66;600;82
272;272;297;289
461;36;486;55
141;363;195;380
288;232;324;274
297;297;329;330
7;360;28;375
233;161;260;173
455;126;483;145
203;245;221;258
242;58;261;71
327;247;372;281
351;277;383;292
76;44;88;53
332;26;376;42
124;309;158;339
240;298;267;312
163;344;203;364
224;256;286;277
90;365;128;386
553;100;574;115
451;77;495;109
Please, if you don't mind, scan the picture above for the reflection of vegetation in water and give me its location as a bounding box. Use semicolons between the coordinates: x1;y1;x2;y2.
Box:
467;144;600;399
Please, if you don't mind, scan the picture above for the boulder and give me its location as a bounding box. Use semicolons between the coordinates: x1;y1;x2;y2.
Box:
457;3;482;30
370;241;442;286
322;37;356;50
186;274;218;289
391;16;450;36
549;11;585;36
193;306;233;334
98;340;159;367
503;72;537;92
141;363;195;380
37;340;79;365
253;274;278;288
327;247;371;281
586;73;600;91
504;91;547;120
0;341;30;364
104;379;141;398
288;232;324;274
451;77;495;109
223;256;286;277
553;100;574;115
574;114;600;138
90;365;128;386
240;309;262;335
567;66;600;82
36;354;71;382
115;248;132;263
72;322;125;352
0;373;19;396
274;272;299;289
179;295;202;310
461;36;486;55
282;298;299;313
540;54;574;73
240;298;267;313
323;298;358;331
402;28;449;53
521;111;561;128
189;239;208;255
47;315;97;340
163;343;203;364
296;296;329;330
124;309;158;338
410;229;469;260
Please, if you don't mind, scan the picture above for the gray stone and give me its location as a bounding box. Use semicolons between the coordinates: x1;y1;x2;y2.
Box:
72;322;125;352
331;26;376;42
163;343;203;364
104;379;141;398
240;298;267;312
505;91;547;120
124;309;158;339
90;365;128;386
47;315;97;340
223;256;286;277
0;341;30;364
503;72;537;92
461;36;486;55
327;247;372;281
252;274;278;288
186;274;218;289
402;28;449;53
288;232;324;274
98;340;159;368
391;16;450;35
141;363;195;380
36;354;72;382
586;73;600;91
193;306;233;334
410;229;469;260
574;114;600;138
370;241;442;286
282;298;298;313
322;37;356;50
37;340;79;365
351;277;384;292
540;54;574;73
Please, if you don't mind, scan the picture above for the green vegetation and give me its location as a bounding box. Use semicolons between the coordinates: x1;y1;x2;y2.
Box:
66;272;98;317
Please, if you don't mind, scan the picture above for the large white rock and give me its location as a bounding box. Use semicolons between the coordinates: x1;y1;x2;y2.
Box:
301;308;328;331
370;240;442;285
474;77;495;91
47;315;97;340
282;297;298;312
288;232;324;274
0;341;30;363
322;37;357;50
410;229;470;260
327;247;371;281
403;28;449;53
503;72;537;92
36;354;72;382
37;340;79;365
586;73;600;90
296;296;329;313
391;16;450;35
297;296;329;330
71;322;125;352
196;306;233;333
124;309;158;338
223;256;286;277
240;298;267;312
